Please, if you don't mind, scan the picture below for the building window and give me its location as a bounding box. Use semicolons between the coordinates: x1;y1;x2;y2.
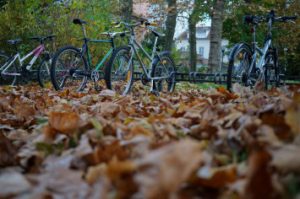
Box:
197;30;207;38
199;47;204;56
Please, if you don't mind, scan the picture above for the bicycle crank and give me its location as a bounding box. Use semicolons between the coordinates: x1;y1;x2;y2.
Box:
141;74;150;85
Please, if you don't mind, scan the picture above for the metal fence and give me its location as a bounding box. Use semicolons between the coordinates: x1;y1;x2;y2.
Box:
133;71;300;85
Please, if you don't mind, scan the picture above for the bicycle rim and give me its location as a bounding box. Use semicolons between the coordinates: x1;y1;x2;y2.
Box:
153;55;176;93
52;47;88;91
107;47;133;95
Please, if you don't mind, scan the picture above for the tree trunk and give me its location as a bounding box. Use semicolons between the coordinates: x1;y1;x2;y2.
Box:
188;1;201;72
164;0;177;51
188;18;197;72
208;0;225;73
120;0;133;22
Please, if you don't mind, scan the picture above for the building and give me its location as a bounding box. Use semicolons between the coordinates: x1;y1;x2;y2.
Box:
133;0;151;17
175;25;229;69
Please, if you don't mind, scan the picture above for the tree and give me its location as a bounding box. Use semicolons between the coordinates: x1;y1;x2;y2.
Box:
164;0;177;51
120;0;133;22
0;0;7;8
208;0;225;73
188;1;202;72
223;0;300;75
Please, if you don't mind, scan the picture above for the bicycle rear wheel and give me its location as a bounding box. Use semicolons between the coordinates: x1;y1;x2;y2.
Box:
50;46;89;91
227;44;252;91
0;53;18;86
152;53;176;93
264;49;279;89
104;46;133;95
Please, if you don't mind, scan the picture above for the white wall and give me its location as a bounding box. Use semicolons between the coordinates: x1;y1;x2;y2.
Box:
175;39;229;63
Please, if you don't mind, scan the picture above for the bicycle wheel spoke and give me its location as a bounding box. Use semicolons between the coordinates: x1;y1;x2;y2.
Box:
52;47;88;91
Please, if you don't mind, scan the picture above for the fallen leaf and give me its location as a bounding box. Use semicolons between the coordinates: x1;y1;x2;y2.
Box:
134;139;203;198
0;132;17;167
48;111;80;134
194;164;238;188
270;144;300;173
244;148;277;199
0;170;31;197
285;94;300;134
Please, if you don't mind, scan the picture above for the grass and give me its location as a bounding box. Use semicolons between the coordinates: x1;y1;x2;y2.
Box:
176;82;224;91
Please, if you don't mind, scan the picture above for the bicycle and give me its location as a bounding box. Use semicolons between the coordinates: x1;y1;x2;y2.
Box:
104;18;176;95
0;35;55;87
50;18;128;91
227;10;297;91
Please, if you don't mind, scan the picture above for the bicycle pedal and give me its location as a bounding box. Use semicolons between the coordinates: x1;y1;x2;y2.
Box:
94;84;101;92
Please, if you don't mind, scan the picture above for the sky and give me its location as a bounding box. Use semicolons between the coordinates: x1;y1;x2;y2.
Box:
174;12;212;38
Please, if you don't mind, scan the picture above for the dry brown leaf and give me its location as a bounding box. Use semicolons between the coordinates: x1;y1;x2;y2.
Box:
217;87;239;100
0;170;31;197
134;139;203;198
48;111;80;134
244;148;278;199
270;144;300;173
83;141;129;166
107;158;137;180
0;132;17;167
85;163;107;184
33;168;91;198
285;93;300;134
194;165;238;188
99;89;116;97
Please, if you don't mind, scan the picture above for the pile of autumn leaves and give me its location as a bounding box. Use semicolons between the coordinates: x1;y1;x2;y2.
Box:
0;83;300;199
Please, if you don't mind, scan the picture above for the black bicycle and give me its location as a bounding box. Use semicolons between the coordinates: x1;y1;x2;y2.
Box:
50;19;128;91
227;10;297;91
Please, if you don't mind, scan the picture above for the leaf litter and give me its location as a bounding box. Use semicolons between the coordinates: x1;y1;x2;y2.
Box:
0;82;300;198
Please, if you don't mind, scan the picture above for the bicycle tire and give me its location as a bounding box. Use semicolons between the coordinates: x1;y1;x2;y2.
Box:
227;43;252;91
264;48;279;89
37;58;51;88
50;46;89;91
152;52;176;93
0;52;18;86
104;46;133;95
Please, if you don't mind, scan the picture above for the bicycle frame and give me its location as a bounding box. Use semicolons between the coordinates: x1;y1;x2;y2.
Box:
127;33;169;81
81;38;114;71
247;18;273;80
0;44;45;76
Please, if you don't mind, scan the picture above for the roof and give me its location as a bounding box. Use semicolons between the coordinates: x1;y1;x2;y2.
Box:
176;26;211;41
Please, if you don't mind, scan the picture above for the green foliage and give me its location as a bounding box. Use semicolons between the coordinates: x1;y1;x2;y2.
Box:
0;0;120;66
223;0;300;75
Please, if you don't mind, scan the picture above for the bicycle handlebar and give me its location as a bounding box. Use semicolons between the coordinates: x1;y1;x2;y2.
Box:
244;11;297;25
99;31;130;38
278;16;297;22
113;18;158;28
29;35;56;43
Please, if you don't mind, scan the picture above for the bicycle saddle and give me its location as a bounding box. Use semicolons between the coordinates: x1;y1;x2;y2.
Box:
150;28;165;37
73;18;87;25
7;39;22;45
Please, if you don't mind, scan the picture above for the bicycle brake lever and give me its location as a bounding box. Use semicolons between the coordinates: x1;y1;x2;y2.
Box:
288;20;296;24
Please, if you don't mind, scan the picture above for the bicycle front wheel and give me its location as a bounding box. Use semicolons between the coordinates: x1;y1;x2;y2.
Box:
104;46;133;95
50;46;89;91
38;58;51;88
227;44;252;91
0;53;18;86
152;53;176;93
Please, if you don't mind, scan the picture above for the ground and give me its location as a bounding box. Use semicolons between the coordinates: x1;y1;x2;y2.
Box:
0;82;300;198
